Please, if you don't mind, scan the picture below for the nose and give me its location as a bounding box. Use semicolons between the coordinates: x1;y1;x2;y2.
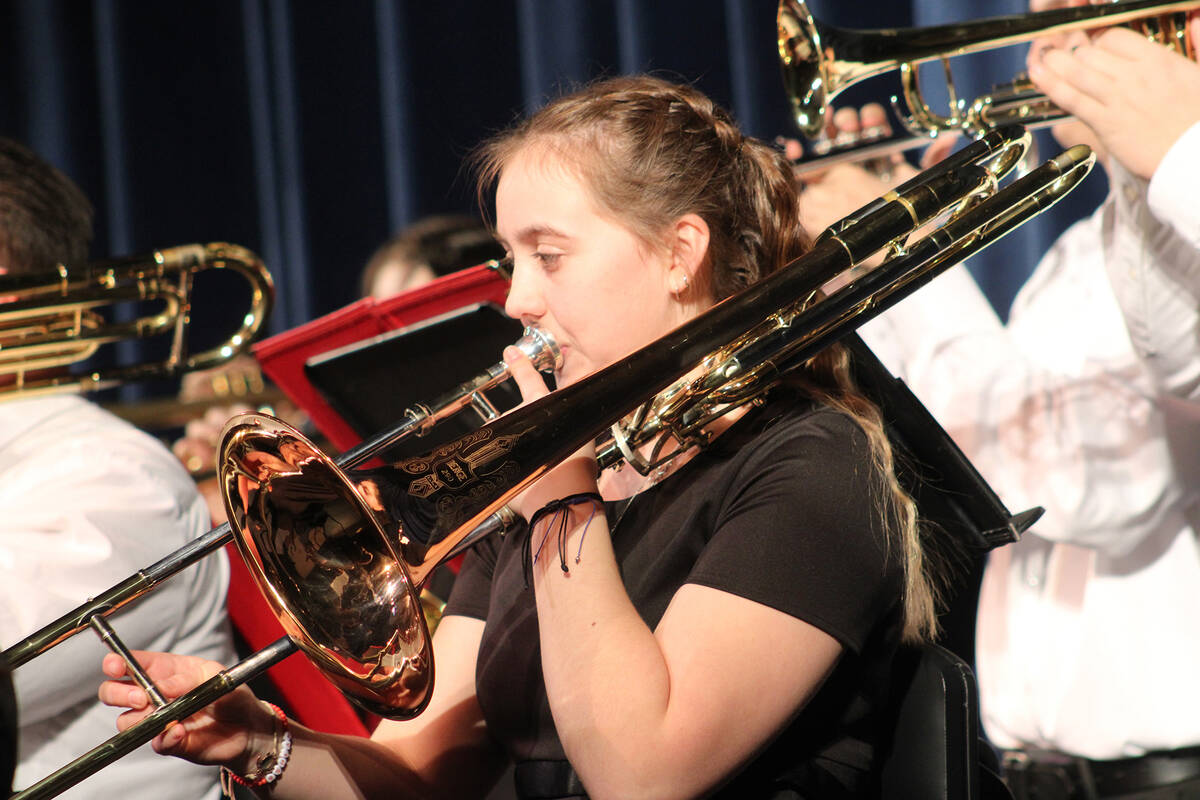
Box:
503;257;545;324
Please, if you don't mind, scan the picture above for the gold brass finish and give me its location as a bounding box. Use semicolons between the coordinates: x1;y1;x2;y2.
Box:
780;0;1200;171
221;415;434;716
0;242;274;398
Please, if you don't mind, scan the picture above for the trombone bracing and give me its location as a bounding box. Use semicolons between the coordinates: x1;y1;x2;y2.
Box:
779;0;1200;172
4;127;1095;800
0;242;274;398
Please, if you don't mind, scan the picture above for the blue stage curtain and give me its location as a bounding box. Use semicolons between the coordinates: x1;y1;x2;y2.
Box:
0;0;1107;346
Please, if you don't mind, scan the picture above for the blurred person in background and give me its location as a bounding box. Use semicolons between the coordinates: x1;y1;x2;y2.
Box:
0;136;234;799
359;213;505;299
794;10;1200;799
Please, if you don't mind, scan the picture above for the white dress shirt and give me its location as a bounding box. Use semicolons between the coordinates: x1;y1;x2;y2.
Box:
1;395;233;799
860;122;1200;759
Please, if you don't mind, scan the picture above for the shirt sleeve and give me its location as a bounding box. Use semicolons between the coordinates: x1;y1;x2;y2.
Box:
1103;121;1200;401
860;248;1183;558
443;533;500;621
1147;120;1200;251
685;410;899;654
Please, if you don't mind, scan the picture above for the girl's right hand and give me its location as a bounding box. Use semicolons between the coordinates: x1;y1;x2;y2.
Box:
98;650;275;772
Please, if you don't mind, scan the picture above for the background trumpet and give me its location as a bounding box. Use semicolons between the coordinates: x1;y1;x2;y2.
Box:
779;0;1200;172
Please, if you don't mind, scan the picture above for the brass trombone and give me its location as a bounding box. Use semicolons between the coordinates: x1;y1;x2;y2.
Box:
4;127;1095;800
0;242;274;397
779;0;1200;172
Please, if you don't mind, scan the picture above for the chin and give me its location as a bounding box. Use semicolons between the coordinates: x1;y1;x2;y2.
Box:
556;361;595;388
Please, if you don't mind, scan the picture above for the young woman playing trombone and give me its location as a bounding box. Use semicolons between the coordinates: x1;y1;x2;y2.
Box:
99;75;943;800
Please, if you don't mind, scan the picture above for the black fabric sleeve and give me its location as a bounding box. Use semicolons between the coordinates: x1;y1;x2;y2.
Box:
685;409;901;654
442;532;501;621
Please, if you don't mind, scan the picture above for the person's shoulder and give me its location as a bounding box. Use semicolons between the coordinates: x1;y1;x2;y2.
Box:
715;389;874;488
65;399;183;457
741;390;867;456
14;396;202;496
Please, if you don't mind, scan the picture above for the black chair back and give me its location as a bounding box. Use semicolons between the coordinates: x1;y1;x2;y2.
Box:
878;643;982;800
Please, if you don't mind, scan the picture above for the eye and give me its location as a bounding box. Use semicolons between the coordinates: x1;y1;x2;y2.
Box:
533;251;562;270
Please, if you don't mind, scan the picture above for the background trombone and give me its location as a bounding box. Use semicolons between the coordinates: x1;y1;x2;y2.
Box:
0;242;273;400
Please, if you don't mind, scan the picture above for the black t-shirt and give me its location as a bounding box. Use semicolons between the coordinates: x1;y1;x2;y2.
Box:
445;389;906;798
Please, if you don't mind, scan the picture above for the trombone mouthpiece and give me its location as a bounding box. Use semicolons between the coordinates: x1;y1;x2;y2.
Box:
514;327;562;373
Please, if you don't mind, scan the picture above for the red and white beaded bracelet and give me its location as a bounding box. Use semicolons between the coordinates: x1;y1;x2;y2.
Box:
220;702;292;794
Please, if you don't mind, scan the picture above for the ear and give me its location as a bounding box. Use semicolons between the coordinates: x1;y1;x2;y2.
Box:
666;213;710;296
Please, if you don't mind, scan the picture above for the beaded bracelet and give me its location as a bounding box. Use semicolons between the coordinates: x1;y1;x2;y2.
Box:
521;492;605;585
220;702;292;795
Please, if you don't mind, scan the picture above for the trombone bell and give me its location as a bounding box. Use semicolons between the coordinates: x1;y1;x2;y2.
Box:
220;415;434;719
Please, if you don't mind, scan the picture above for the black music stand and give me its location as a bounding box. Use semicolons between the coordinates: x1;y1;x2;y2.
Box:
843;333;1041;668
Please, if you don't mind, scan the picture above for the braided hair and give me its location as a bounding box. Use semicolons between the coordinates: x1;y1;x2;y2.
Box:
474;76;808;301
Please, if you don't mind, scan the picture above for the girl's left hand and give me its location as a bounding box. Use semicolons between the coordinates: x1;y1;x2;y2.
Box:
502;345;600;522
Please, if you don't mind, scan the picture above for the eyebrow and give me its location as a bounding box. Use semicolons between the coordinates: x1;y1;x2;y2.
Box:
495;224;572;250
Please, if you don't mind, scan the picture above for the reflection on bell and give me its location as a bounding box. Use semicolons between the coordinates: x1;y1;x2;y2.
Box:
420;589;446;636
221;414;434;718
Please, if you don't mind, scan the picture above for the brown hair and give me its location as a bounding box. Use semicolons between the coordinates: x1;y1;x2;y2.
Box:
0;138;93;276
472;75;808;301
473;75;937;641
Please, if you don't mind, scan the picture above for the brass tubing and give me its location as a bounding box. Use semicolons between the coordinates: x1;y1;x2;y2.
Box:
780;0;1200;142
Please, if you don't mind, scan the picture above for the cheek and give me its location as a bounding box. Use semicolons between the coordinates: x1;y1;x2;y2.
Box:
553;247;675;368
556;292;651;370
598;293;677;360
